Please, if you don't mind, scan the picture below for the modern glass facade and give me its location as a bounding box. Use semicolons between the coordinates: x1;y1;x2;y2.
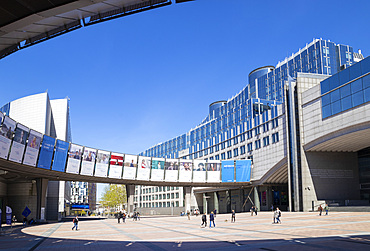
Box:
140;39;360;160
321;56;370;119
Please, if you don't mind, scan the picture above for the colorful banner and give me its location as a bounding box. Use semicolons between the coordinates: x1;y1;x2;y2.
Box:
193;159;206;182
235;159;251;182
94;150;110;177
137;156;151;180
165;158;179;182
23;130;42;166
66;144;83;174
0;116;16;159
109;152;123;179
51;140;69;172
179;160;193;182
222;160;234;182
37;135;55;170
122;154;137;179
80;147;96;176
150;157;165;181
206;160;221;182
8;123;29;163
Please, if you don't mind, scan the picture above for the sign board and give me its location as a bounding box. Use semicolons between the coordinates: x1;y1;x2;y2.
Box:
22;206;31;218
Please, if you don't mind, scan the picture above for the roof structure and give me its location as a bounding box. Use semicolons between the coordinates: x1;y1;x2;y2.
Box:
0;0;193;59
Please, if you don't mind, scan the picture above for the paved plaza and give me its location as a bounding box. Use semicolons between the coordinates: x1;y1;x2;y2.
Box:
1;211;370;250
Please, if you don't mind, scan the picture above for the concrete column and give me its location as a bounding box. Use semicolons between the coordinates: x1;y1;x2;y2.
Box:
254;186;260;212
126;185;135;214
36;178;48;222
203;193;207;214
184;186;191;212
213;192;219;213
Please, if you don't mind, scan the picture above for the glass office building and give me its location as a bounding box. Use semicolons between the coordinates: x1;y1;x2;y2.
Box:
140;39;360;160
137;38;364;212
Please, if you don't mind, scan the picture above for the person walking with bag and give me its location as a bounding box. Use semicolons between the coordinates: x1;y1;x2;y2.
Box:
72;216;79;230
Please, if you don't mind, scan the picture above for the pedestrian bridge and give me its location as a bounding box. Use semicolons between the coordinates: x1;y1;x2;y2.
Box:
0;113;251;188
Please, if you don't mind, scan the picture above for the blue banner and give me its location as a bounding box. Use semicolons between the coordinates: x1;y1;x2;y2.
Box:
235;160;251;182
52;140;69;172
221;160;234;182
71;204;89;209
37;135;55;170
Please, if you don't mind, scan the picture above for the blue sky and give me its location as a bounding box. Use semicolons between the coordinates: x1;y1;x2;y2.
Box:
1;0;370;199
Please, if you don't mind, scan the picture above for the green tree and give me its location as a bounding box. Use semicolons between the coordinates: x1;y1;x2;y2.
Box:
100;184;127;208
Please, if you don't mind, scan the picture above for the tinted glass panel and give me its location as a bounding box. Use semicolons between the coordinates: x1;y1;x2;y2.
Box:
365;87;370;103
321;78;331;94
363;74;370;89
341;96;352;111
349;61;362;80
361;56;370;74
338;69;350;86
340;84;351;98
351;79;363;94
331;89;340;102
352;91;364;107
329;74;340;90
322;104;332;118
331;100;341;114
321;94;331;106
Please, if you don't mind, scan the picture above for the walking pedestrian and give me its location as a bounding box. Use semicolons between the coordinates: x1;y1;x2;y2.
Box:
254;206;258;216
187;210;190;220
118;211;122;223
12;215;16;226
318;205;323;216
214;209;217;217
231;210;236;223
209;211;216;228
200;213;207;227
250;206;254;216
324;204;329;215
273;207;281;224
23;216;27;226
72;216;79;230
122;212;126;223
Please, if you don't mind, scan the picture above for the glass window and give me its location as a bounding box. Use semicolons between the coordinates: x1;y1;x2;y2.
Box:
338;69;350;86
331;89;340;102
329;74;340;90
351;79;363;94
361;57;370;73
363;74;370;89
321;94;331;106
349;61;362;80
352;91;364;107
321;78;330;95
331;100;341;115
364;87;370;103
341;96;352;111
340;84;351;98
322;104;332;118
176;201;179;207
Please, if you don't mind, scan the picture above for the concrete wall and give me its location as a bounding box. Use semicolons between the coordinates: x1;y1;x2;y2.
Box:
7;182;38;222
305;151;360;202
136;207;185;216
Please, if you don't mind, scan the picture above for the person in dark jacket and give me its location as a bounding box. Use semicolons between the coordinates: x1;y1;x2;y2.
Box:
200;213;207;227
209;211;215;228
231;210;236;223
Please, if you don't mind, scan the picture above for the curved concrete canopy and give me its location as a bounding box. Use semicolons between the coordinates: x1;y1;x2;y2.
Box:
304;121;370;152
0;0;180;59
